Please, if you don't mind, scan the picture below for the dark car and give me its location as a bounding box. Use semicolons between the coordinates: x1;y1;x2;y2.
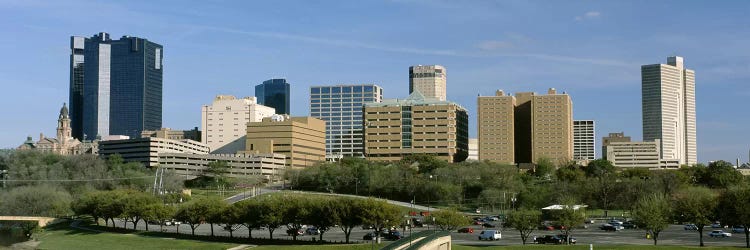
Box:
482;223;497;228
534;235;563;244
600;224;620;231
623;221;638;229
458;227;474;233
557;234;577;244
363;232;377;240
411;218;424;227
385;231;403;240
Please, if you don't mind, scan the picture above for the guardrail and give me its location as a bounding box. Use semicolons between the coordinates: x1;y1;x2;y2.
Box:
381;230;451;250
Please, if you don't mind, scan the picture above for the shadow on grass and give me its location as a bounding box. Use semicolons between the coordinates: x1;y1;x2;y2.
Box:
48;219;369;246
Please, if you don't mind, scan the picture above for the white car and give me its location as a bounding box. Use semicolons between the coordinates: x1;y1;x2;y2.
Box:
478;230;502;241
708;230;732;238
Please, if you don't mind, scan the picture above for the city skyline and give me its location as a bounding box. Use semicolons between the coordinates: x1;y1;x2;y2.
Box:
1;1;749;163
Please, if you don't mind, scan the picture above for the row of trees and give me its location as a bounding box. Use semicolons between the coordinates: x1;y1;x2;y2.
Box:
290;156;747;213
502;185;750;248
72;191;407;243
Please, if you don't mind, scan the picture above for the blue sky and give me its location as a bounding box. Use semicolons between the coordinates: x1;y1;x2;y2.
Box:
1;0;748;163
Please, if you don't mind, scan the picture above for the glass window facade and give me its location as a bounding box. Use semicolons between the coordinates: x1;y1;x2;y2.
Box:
310;84;383;159
255;79;290;115
75;33;163;140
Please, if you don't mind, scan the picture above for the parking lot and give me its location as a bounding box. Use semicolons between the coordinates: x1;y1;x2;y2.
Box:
111;219;747;247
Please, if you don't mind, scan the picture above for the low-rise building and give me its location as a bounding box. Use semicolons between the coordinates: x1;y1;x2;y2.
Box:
18;103;98;155
243;115;326;168
158;153;286;181
605;139;663;169
98;137;210;168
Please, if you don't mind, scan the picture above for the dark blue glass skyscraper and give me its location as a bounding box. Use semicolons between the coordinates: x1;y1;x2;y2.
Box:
255;79;290;115
70;32;163;140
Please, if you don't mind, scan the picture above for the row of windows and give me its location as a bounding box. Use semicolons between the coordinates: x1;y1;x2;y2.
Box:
311;98;375;103
311;103;363;108
311;93;375;98
312;112;363;117
311;107;363;112
311;86;378;94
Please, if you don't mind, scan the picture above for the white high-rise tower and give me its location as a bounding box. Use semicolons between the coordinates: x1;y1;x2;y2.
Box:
641;56;697;165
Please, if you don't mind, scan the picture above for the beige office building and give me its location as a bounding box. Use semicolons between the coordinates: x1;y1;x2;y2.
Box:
201;95;276;154
467;138;479;161
243;115;326;168
477;88;572;164
141;127;201;141
642;56;697;165
363;91;469;162
409;65;447;101
477;90;516;164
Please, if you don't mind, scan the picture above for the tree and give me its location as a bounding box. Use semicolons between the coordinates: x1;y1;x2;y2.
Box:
0;185;72;217
282;196;311;241
219;204;242;238
256;195;285;239
360;199;402;241
673;186;718;247
144;203;175;232
205;197;228;237
333;198;364;243
121;190;160;230
585;159;616;178
551;199;585;245
633;193;671;245
174;197;220;235
307;198;338;241
700;160;744;189
505;209;542;244
556;165;584;182
432;208;469;231
717;186;750;248
235;200;262;239
533;157;554;179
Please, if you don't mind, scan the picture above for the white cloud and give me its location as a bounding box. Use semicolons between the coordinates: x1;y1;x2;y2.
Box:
476;40;514;50
575;11;601;21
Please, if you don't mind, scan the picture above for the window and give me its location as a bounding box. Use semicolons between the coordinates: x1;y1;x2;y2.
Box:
311;88;320;94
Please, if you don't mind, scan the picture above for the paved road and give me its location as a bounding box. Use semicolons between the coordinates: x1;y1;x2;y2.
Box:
110;219;749;248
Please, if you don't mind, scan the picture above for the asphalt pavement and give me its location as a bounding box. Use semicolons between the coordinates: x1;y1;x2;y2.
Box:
109;219;748;248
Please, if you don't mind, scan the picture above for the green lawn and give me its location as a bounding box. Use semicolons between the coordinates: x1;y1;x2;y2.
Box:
35;223;237;250
454;245;743;250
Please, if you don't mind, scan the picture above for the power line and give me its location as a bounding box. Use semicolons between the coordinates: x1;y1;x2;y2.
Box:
2;176;154;182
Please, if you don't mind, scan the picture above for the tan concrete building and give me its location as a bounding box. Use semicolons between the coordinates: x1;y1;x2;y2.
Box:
477;88;573;164
601;132;632;158
201;95;276;154
243;115;326;168
605;139;662;169
527;88;573;163
98;137;210;168
158;153;287;181
467;138;479;161
141;127;201;141
409;65;447;101
477;90;516;164
363;91;469;162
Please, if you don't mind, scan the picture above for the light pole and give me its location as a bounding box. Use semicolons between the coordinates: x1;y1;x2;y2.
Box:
511;196;517;211
0;169;7;188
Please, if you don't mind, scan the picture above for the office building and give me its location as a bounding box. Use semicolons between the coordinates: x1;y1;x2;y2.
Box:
601;132;631;158
477;88;573;164
255;79;290;115
467;138;478;161
158;153;286;181
70;32;163;140
201;95;275;154
309;84;383;159
642;56;697;165
363;91;469;162
243;115;326;168
477;90;516;164
409;65;447;101
98;137;210;168
141;127;201;141
573;120;595;161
